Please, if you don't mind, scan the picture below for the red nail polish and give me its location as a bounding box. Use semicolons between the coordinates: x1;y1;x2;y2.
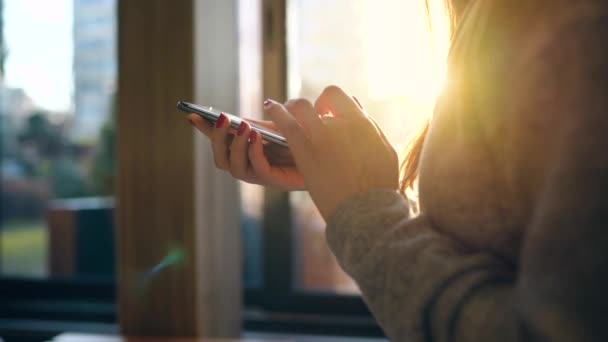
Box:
237;121;247;136
188;118;196;126
249;130;258;143
216;113;227;128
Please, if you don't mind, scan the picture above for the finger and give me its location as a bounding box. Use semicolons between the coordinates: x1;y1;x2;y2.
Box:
210;113;232;170
264;143;296;167
284;98;324;134
352;96;365;111
245;118;278;130
229;121;252;179
248;130;272;179
367;116;392;146
314;85;364;119
187;114;212;136
264;100;310;158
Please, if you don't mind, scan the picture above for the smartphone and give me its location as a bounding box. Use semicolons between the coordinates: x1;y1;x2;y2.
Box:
177;101;288;147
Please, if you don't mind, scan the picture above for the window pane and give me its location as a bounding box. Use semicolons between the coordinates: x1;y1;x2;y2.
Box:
0;0;117;278
239;0;264;289
287;0;448;293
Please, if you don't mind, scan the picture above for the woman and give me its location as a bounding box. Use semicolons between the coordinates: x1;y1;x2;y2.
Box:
188;0;608;340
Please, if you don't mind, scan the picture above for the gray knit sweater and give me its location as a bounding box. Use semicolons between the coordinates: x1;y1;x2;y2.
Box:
325;1;608;341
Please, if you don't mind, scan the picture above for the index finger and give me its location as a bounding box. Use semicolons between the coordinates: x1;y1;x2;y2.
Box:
187;113;213;136
314;85;365;119
245;118;278;131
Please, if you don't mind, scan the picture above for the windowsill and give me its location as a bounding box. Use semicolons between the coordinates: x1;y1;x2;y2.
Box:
245;332;387;342
0;314;386;341
0;319;117;342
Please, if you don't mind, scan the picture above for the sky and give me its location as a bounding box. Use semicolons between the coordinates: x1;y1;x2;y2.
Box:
3;0;74;112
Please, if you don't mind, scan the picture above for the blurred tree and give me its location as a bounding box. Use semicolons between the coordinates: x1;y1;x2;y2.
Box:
18;111;64;159
17;111;89;198
90;118;114;196
90;94;115;196
50;156;88;198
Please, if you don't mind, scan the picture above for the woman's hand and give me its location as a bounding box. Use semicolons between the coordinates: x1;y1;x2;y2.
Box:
264;85;399;220
187;112;304;191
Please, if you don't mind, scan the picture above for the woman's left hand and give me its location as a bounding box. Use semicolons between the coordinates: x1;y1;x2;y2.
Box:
265;85;399;220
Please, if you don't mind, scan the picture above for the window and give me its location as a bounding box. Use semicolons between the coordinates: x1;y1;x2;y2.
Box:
0;1;117;330
0;0;448;337
0;0;117;280
240;1;448;332
286;0;448;293
286;0;448;294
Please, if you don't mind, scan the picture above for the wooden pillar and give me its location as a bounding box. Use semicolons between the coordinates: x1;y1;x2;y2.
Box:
260;0;291;294
116;0;242;336
192;0;242;337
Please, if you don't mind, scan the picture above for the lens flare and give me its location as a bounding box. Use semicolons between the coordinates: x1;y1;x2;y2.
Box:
136;247;186;293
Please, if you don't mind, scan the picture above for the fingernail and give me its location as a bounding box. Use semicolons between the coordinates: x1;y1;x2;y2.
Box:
188;118;196;127
216;113;227;128
249;130;258;143
263;99;272;108
237;121;247;136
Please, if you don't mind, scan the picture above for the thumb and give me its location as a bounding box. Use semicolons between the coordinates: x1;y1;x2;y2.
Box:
314;85;364;119
263;100;310;160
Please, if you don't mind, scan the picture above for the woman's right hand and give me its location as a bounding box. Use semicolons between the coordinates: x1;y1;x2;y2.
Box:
187;109;305;191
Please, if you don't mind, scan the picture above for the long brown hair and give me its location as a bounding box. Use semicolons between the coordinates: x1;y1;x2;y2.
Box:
399;0;471;194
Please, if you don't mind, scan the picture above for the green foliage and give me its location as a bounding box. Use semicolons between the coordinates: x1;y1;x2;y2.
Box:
0;221;47;276
18;111;65;159
90;118;115;196
6;101;116;215
15;111;91;199
50;157;89;198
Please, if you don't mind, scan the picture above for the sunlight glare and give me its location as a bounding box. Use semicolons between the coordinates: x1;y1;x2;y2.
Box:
362;0;449;118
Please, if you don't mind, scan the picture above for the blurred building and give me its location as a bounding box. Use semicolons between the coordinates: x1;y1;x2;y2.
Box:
0;86;33;116
72;0;116;141
0;0;4;77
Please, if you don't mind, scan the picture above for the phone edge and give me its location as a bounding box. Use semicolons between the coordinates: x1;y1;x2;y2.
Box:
177;101;289;148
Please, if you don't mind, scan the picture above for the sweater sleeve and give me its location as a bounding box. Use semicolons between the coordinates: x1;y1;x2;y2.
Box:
326;9;608;342
326;191;517;342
